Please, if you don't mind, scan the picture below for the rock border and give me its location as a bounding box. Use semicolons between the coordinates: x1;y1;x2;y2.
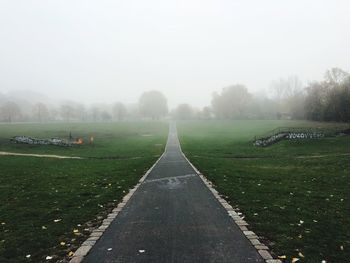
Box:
68;152;165;263
180;151;282;263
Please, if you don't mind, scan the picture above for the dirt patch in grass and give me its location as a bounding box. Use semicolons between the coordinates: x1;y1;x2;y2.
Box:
0;151;84;159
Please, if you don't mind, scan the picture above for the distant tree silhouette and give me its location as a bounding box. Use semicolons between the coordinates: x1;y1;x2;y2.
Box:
90;106;101;122
325;68;350;86
174;103;193;120
60;103;78;122
101;110;112;121
0;101;21;123
112;102;127;121
305;68;350;122
211;85;251;119
270;76;305;119
200;106;212;119
32;102;49;122
75;104;87;121
139;90;168;120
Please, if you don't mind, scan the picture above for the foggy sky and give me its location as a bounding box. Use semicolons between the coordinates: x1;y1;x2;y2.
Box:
0;0;349;107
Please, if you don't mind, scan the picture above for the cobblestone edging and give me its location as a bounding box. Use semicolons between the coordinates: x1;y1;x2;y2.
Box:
68;153;165;263
180;152;282;263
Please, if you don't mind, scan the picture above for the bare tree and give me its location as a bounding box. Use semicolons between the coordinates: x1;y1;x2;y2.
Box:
0;101;21;123
112;102;127;121
325;68;350;86
270;76;303;101
304;82;327;121
49;108;59;121
75;104;87;121
304;68;350;122
60;103;76;122
270;76;305;118
32;102;49;122
89;106;101;122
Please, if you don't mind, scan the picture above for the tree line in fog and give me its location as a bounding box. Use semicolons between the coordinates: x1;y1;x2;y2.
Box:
1;68;349;123
174;68;350;122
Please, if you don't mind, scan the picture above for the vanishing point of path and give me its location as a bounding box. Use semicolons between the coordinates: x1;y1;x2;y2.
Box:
83;123;264;263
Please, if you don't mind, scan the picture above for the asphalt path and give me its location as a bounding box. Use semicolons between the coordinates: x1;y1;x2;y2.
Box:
83;123;264;263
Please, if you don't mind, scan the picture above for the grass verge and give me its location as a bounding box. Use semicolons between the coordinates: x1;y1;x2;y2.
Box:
178;120;350;263
0;121;167;263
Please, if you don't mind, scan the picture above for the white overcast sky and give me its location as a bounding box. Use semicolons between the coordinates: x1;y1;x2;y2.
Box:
0;0;349;107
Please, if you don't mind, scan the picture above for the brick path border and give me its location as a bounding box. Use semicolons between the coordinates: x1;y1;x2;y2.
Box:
69;129;281;263
68;152;165;263
180;150;282;263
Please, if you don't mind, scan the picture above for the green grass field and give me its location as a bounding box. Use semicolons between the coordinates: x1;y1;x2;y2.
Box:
178;120;350;263
0;122;168;158
2;120;350;263
0;122;168;263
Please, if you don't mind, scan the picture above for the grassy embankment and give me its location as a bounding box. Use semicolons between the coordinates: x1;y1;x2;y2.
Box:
0;122;168;263
178;120;350;263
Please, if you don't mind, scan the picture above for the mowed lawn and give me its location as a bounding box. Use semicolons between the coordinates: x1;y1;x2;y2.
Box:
178;120;350;263
0;122;168;263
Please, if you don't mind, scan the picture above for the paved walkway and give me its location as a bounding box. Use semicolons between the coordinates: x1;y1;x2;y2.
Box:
83;123;264;263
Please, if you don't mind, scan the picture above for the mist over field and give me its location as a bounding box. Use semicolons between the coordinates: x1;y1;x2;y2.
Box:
1;0;350;116
2;2;350;263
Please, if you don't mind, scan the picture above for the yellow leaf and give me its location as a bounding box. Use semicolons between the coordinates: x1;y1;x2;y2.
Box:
278;255;287;259
292;258;300;263
60;242;66;246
